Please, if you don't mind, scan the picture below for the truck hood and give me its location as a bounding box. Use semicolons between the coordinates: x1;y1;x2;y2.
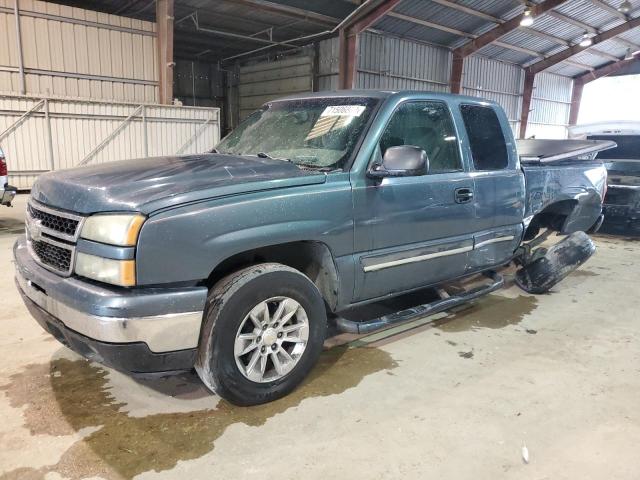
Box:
31;154;327;214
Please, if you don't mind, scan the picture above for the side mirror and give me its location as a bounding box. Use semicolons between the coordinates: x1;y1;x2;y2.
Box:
368;145;429;178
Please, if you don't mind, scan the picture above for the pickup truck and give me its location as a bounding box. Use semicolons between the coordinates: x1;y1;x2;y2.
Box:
14;91;611;406
570;121;640;233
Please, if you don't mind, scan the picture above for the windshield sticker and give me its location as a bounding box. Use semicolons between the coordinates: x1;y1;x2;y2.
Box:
321;105;366;117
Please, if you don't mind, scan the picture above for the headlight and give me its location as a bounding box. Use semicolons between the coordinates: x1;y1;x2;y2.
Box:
75;252;136;286
81;214;145;246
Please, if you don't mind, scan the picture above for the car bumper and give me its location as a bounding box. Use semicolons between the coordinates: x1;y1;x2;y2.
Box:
14;236;208;372
1;185;17;206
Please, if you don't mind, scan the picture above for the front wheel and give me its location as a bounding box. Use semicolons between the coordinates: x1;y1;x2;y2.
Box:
195;263;327;406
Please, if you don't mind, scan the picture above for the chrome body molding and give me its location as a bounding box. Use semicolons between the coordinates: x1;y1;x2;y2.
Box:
16;271;203;352
363;245;473;272
363;235;516;273
474;235;515;249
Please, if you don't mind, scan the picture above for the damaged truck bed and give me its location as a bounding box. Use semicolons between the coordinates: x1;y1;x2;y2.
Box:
15;90;612;405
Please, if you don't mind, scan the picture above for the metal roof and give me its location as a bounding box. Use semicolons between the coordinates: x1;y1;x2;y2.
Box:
48;0;640;78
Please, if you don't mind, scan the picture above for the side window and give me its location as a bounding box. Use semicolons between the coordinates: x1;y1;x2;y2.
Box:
380;102;462;173
460;104;508;170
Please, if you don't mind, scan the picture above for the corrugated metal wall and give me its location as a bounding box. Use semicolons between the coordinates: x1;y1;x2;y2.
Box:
317;37;339;91
235;31;574;140
462;55;524;134
526;72;573;139
0;0;158;103
1;95;220;188
238;55;313;120
355;31;451;92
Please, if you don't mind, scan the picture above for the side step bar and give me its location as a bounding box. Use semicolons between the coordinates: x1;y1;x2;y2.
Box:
334;271;504;335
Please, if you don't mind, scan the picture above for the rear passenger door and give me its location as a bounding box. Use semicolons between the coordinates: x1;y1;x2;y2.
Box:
459;104;525;271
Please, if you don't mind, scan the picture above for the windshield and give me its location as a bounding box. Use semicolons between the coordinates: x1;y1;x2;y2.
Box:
588;135;640;160
216;97;379;169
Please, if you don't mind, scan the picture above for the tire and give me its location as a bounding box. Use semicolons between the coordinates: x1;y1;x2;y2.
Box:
195;263;327;406
515;231;596;294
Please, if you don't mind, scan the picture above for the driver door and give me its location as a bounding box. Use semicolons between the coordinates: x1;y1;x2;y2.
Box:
351;101;479;302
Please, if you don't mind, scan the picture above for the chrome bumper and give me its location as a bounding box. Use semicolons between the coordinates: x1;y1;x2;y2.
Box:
1;186;16;206
14;237;206;353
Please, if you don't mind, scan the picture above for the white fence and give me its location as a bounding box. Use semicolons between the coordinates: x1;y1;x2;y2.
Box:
0;94;220;189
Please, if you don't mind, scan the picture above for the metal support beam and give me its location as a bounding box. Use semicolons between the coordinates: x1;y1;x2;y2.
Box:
562;59;596;71
568;81;583;126
13;0;25;95
545;11;597;33
450;53;464;94
156;0;174;104
431;0;503;23
528;16;640;74
587;0;628;20
575;55;640;83
387;11;476;38
519;70;535;139
519;27;570;46
338;0;402;90
454;0;568;57
589;48;621;62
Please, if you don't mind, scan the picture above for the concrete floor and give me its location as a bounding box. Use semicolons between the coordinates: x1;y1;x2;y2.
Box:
1;193;639;480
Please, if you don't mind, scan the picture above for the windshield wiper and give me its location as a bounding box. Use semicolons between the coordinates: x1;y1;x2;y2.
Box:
256;152;275;159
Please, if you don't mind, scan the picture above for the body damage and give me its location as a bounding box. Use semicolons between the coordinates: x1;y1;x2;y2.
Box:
14;90;609;369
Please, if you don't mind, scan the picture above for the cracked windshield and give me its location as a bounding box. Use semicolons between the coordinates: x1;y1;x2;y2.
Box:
215;98;378;169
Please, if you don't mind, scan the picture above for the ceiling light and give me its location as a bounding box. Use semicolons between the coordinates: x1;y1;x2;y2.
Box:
520;7;535;26
579;33;593;47
625;47;634;60
618;1;632;14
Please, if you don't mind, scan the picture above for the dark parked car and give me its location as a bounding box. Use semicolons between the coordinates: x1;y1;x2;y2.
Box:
570;122;640;233
15;91;611;405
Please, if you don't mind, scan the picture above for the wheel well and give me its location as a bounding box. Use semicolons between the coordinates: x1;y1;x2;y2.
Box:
524;199;578;240
204;241;340;311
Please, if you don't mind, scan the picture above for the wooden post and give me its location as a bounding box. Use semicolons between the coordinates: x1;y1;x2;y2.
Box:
156;0;174;104
519;70;535;139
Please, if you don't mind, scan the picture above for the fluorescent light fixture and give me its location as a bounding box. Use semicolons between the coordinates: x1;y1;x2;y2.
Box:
618;1;632;14
520;7;534;26
579;33;593;47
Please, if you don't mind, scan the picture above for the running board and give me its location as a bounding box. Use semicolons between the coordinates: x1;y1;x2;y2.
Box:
334;271;504;335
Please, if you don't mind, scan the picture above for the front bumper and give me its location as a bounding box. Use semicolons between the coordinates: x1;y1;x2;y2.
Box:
14;237;208;372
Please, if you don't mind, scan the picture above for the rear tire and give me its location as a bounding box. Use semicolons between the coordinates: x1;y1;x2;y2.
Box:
195;263;327;406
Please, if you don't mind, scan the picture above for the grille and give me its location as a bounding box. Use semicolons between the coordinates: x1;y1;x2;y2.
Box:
27;203;79;237
31;239;72;273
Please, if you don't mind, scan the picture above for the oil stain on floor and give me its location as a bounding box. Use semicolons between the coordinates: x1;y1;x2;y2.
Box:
434;294;539;333
0;345;397;480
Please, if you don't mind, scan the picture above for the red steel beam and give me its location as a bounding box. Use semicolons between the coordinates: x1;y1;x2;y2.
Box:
450;53;464;94
528;16;640;74
454;0;568;58
568;81;584;126
338;0;402;89
519;70;536;139
157;0;175;104
574;55;640;83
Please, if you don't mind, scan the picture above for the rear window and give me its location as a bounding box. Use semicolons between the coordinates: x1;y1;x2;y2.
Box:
587;135;640;160
460;105;508;170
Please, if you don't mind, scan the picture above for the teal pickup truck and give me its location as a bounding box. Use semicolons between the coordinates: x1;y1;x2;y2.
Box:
15;90;611;405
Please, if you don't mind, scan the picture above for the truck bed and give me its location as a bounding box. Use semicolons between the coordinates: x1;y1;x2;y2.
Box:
517;139;616;164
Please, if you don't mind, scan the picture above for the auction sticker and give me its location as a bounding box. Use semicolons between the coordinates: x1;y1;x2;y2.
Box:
321;105;366;117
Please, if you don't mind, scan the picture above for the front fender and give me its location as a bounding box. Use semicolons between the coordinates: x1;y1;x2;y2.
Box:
135;179;354;286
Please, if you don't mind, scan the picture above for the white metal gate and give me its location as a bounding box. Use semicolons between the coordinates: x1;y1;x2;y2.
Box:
0;94;220;189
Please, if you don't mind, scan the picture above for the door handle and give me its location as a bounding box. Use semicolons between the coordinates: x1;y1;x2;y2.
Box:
454;187;474;204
